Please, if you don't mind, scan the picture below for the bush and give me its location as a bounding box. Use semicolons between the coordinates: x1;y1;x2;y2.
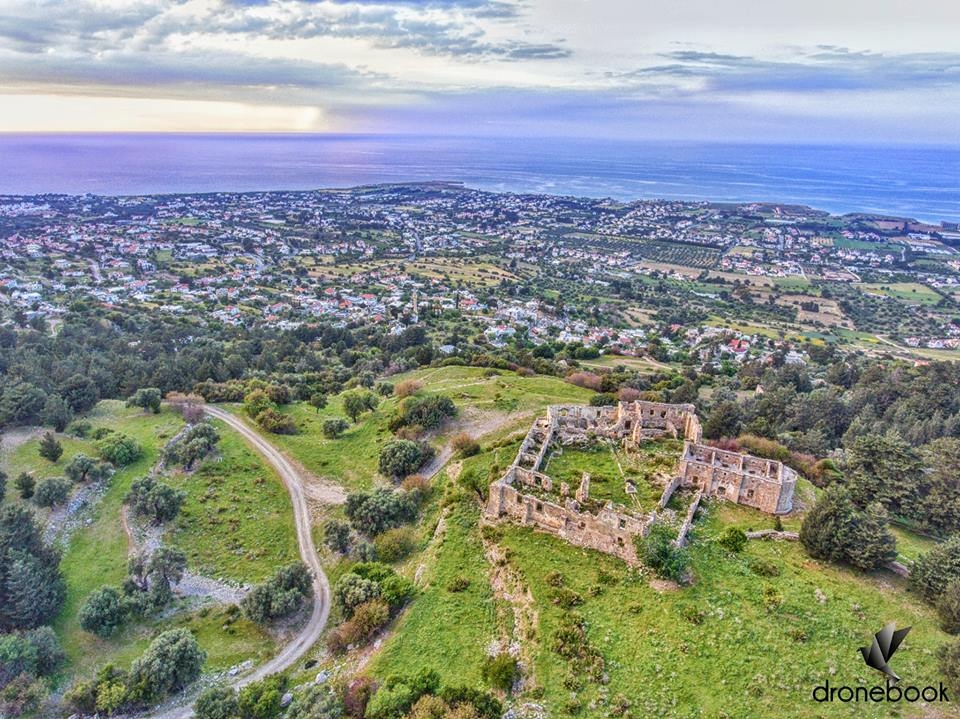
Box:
388;395;456;433
481;653;519;693
194;686;240;719
79;586;128;637
374;527;417;563
97;433;143;466
64;453;111;484
447;577;471;593
936;579;960;634
717;527;747;553
128;629;206;704
394;380;423;398
343;391;379;423
323;519;351;554
939;639;960;699
911;536;960;603
345;488;417;535
38;432;63;463
127;388;162;414
126;476;186;525
589;393;617;407
378;440;425;479
255;408;297;435
748;557;781;577
636;523;689;582
14;473;34;500
322;417;350;439
241;563;312;624
67;419;93;438
334;573;381;618
243;389;274;419
33;477;71;507
451;433;480;458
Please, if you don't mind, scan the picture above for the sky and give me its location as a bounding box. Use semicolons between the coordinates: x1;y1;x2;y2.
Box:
1;0;959;142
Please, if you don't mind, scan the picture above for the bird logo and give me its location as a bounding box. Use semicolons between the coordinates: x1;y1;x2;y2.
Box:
859;622;911;684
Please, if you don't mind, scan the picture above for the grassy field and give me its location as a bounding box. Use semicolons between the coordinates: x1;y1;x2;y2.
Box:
858;282;942;305
497;500;950;718
168;419;299;584
241;366;594;492
2;401;286;680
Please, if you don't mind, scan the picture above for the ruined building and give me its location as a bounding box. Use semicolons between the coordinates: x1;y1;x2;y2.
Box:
484;401;797;564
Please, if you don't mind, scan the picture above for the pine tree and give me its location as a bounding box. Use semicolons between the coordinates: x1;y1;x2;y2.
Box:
38;431;63;463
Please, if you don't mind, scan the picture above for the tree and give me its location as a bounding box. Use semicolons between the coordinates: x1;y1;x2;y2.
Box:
33;477;71;507
343;391;377;423
322;417;349;439
61;374;100;414
378;440;425;479
309;393;328;413
127;388;162;414
194;686;240;719
38;432;63;463
703;401;741;439
41;394;72;431
0;470;6;505
128;629;206;703
65;453;110;484
345;488;416;535
800;486;896;571
323;519;351;554
939;638;960;700
146;546;187;607
241;562;312;624
79;586;128;637
286;684;344;719
910;537;960;603
937;579;960;634
243;389;274;420
126;476;186;525
2;548;66;629
334;573;381;617
255;408;297;435
388;395;456;432
97;433;143;466
14;472;34;500
845;433;923;518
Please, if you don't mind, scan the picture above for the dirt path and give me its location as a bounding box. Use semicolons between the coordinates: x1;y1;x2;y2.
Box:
147;406;332;719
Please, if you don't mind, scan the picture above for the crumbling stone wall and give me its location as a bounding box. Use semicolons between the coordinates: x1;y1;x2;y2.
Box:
485;400;796;563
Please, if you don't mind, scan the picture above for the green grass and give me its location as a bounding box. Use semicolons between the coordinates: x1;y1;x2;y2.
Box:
368;500;497;686
858;282;942;305
233;366;593;492
0;401;288;682
168;419;299;583
496;500;950;718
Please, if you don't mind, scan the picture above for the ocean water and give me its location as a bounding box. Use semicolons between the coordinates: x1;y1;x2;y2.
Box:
1;134;958;223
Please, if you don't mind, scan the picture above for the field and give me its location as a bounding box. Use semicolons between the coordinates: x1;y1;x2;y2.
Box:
1;401;285;680
168;419;300;584
250;366;594;492
309;256;516;287
496;501;949;718
858;282;942;306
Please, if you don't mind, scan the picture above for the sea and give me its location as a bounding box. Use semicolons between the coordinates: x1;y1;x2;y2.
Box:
1;134;958;224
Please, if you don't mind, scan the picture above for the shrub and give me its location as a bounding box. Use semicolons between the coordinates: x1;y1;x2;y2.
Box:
394;380;423;398
343;599;390;644
65;453;111;483
166;392;206;423
400;474;431;502
911;536;960;602
243;389;274;419
388;395;456;433
378;440;425;479
323;519;352;554
374;527;417;563
333;573;381;618
717;527;747;553
66;420;92;438
589;393;617;406
636;523;690;582
241;563;312;624
126;476;186;525
343;391;379;423
482;653;519;694
79;586;128;637
451;433;480;458
97;433;143;466
939;639;960;699
194;686;240;719
937;579;960;634
447;577;471;593
255;408;297;435
38;432;63;463
14;473;34;499
322;417;350;439
128;629;206;704
565;372;602;391
345;488;417;535
33;477;71;508
748;557;781;577
127;388;162;414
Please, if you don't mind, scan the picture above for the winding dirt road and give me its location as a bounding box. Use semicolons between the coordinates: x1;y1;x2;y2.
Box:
150;406;331;719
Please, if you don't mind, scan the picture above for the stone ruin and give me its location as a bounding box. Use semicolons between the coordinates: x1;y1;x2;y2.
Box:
484;401;797;564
